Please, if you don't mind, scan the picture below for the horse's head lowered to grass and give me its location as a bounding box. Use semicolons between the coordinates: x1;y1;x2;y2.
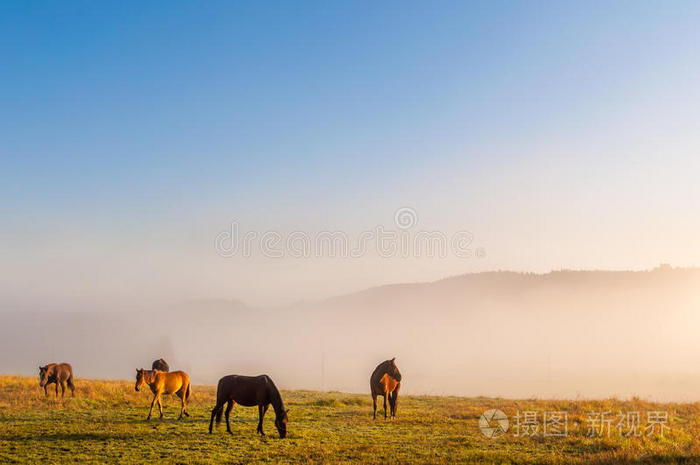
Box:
275;408;289;438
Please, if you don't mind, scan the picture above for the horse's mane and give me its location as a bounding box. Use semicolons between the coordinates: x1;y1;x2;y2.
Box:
140;369;158;384
46;363;62;376
265;376;285;414
381;359;393;369
374;359;399;382
378;359;394;374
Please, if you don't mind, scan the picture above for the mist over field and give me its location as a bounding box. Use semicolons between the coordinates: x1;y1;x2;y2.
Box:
3;265;699;401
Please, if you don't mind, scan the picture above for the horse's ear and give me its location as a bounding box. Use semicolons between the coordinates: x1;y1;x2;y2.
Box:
391;357;396;363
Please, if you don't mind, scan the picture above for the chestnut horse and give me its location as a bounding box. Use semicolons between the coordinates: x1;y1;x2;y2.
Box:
370;358;402;419
135;369;191;420
209;374;289;438
39;363;75;398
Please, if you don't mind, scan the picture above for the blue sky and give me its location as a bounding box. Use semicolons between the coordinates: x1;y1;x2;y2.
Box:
2;1;700;305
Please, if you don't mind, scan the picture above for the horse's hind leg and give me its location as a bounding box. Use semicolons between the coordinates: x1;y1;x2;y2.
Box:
225;400;234;434
178;389;190;420
182;384;190;417
372;395;377;420
60;381;66;398
54;381;59;397
157;397;164;419
67;376;75;397
184;383;190;416
209;402;224;434
383;393;388;420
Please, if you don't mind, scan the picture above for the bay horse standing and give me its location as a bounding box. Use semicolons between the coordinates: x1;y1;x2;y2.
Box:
370;358;402;419
151;358;170;372
135;369;191;420
39;363;75;398
209;374;289;438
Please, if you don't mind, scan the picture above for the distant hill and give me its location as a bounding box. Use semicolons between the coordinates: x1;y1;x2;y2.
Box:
3;265;700;400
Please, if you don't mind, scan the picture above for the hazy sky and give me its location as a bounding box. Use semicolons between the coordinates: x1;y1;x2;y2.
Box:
2;1;700;306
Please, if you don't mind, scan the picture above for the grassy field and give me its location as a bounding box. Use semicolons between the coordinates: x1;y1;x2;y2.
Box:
1;375;699;464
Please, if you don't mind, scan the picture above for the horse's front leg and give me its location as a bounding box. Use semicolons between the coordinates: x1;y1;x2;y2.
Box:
60;381;66;398
55;382;59;398
157;396;164;419
257;404;269;436
147;394;157;420
383;393;388;420
44;384;49;397
372;395;377;419
391;385;400;419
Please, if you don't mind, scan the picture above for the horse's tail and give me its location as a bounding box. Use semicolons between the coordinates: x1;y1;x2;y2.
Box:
185;381;191;402
214;378;225;424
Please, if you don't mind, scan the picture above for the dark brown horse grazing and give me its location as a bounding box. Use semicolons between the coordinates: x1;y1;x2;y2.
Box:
39;363;75;398
370;358;402;420
209;375;289;438
151;358;170;372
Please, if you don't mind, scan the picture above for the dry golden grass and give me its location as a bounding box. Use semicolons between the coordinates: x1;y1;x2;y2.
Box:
1;375;700;464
